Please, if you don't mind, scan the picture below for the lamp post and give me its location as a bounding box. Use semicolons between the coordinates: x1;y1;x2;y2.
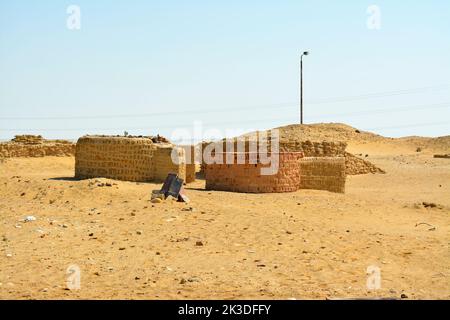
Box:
300;51;309;124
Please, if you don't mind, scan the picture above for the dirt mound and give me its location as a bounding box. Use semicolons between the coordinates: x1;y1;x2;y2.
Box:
273;123;385;144
236;123;386;175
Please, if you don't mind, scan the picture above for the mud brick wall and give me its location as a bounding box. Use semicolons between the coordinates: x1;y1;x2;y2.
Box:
299;157;346;193
11;135;44;145
345;152;385;175
0;141;75;158
205;152;303;193
75;136;186;182
179;145;197;183
279;140;347;157
152;145;186;182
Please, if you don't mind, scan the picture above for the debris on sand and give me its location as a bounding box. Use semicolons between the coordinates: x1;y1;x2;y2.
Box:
433;154;450;159
150;174;190;203
23;215;36;222
151;197;162;204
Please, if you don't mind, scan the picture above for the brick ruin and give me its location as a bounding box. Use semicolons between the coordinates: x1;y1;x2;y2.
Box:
0;135;75;158
75;136;187;183
299;157;346;193
205;152;304;193
200;137;382;193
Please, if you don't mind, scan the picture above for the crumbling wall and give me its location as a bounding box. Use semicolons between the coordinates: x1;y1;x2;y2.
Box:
279;140;383;175
280;140;347;157
299;157;346;193
152;145;186;182
345;152;385;175
75;136;186;182
0;135;75;158
205;152;303;193
179;145;197;183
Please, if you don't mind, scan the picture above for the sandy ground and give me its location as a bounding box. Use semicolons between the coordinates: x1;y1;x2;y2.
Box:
0;149;449;299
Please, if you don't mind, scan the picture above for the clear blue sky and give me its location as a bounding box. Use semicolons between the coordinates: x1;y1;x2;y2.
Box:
1;1;449;141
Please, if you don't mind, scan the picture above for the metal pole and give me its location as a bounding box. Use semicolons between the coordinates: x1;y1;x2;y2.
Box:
300;55;303;124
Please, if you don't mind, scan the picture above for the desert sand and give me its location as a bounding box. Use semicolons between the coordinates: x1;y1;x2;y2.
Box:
1;124;449;300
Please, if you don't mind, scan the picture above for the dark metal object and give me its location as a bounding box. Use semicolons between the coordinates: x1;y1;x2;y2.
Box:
160;173;184;198
300;51;309;124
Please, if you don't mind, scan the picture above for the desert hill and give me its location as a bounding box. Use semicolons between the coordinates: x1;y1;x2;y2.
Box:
238;123;449;155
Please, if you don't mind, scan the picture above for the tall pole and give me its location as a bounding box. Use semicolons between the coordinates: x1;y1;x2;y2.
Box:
300;55;303;124
300;51;309;125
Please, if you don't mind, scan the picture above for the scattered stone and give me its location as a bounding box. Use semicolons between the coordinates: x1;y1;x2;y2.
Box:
422;202;437;208
6;253;12;257
136;230;142;235
187;277;200;283
24;216;36;222
181;207;194;212
195;241;204;246
20;192;26;197
151;198;162;204
119;247;126;250
401;293;408;299
416;147;422;152
179;278;187;284
89;233;94;237
434;154;450;159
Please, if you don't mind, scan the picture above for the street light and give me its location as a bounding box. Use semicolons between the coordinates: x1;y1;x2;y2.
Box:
300;51;309;124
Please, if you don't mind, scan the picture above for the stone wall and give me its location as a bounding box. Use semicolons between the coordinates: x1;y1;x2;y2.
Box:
75;136;186;182
299;157;346;193
279;140;347;157
279;140;383;175
345;152;385;175
205;152;303;193
0;135;75;158
179;145;197;183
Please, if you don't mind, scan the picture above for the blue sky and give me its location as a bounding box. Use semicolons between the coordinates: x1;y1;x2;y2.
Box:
0;0;449;141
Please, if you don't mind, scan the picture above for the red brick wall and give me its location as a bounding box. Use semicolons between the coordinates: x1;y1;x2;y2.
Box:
205;152;303;193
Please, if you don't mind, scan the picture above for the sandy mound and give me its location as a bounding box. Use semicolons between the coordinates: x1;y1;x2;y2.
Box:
235;123;449;175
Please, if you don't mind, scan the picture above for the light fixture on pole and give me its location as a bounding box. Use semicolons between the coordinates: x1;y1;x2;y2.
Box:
300;51;309;124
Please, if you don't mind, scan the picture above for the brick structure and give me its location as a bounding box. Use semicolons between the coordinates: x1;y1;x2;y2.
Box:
75;136;186;182
299;157;346;193
179;145;198;183
205;152;304;193
0;135;75;158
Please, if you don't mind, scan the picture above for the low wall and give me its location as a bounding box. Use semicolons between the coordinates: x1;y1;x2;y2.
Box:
280;140;347;157
75;136;185;182
299;157;346;193
205;152;303;193
345;152;385;175
0;140;75;158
